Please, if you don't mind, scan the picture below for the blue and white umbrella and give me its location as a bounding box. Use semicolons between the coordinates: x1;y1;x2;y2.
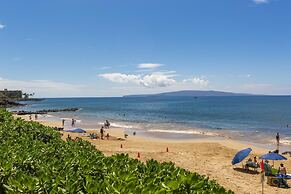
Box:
232;148;252;165
260;153;287;161
65;128;86;133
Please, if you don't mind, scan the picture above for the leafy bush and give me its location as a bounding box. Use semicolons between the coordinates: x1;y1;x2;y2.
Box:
0;109;233;193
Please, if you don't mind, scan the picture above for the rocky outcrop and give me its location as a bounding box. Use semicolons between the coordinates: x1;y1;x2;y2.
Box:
12;108;79;115
0;100;24;108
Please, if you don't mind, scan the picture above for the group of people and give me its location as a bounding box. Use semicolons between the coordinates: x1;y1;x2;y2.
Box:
100;120;110;140
29;114;38;121
64;118;110;140
245;156;287;174
263;160;287;176
266;160;289;188
243;132;289;189
245;156;259;169
60;118;75;127
88;120;111;140
99;126;110;140
244;154;289;188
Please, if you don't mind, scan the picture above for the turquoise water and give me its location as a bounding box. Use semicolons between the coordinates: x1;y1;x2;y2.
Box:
13;96;291;145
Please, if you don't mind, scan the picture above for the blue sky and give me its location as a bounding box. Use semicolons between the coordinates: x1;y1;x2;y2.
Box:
0;0;291;97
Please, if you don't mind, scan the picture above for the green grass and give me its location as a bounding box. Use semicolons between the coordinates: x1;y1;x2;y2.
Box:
0;109;233;193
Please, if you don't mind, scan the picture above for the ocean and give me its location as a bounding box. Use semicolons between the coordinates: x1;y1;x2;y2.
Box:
11;96;291;148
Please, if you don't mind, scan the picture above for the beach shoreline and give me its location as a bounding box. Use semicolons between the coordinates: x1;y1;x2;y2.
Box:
18;112;291;151
14;113;291;194
9;96;291;151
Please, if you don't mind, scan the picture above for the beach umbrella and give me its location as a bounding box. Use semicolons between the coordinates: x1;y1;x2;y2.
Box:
259;153;287;161
65;128;86;133
232;148;252;165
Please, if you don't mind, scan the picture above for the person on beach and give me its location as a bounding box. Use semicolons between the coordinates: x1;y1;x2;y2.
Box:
106;133;110;140
245;158;253;170
253;156;259;167
264;160;272;176
245;157;258;170
278;163;287;175
35;114;38;120
29;114;32;120
100;126;104;140
277;163;289;188
71;119;75;127
104;120;110;129
276;132;280;151
62;119;65;127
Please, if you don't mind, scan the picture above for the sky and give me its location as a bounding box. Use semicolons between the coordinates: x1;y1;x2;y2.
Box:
0;0;291;97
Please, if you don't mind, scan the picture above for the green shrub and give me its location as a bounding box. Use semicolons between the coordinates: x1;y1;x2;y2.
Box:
0;109;233;193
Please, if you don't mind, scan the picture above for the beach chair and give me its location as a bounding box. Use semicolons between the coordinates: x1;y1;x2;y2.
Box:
267;176;280;187
244;162;259;172
282;151;291;157
267;176;290;188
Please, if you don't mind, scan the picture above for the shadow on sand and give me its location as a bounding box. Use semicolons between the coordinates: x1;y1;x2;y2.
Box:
233;167;259;175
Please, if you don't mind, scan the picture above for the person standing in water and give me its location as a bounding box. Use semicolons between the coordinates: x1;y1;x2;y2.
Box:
105;120;110;129
276;132;280;152
71;118;75;127
62;119;65;127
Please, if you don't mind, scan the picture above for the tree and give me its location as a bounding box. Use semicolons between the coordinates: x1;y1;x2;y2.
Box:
22;92;35;99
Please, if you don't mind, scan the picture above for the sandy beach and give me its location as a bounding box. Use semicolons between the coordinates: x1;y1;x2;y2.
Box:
17;115;291;194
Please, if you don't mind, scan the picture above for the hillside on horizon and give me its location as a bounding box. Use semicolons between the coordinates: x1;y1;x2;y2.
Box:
123;90;253;97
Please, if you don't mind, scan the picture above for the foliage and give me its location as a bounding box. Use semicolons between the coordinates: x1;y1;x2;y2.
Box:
0;109;233;193
0;90;22;100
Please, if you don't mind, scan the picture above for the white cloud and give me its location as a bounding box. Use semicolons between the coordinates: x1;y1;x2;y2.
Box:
99;73;141;84
0;22;5;30
253;0;269;4
99;71;176;88
141;72;176;87
0;77;85;97
138;63;164;69
183;77;209;87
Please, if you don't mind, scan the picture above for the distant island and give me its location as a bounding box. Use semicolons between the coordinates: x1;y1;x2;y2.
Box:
123;90;253;97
